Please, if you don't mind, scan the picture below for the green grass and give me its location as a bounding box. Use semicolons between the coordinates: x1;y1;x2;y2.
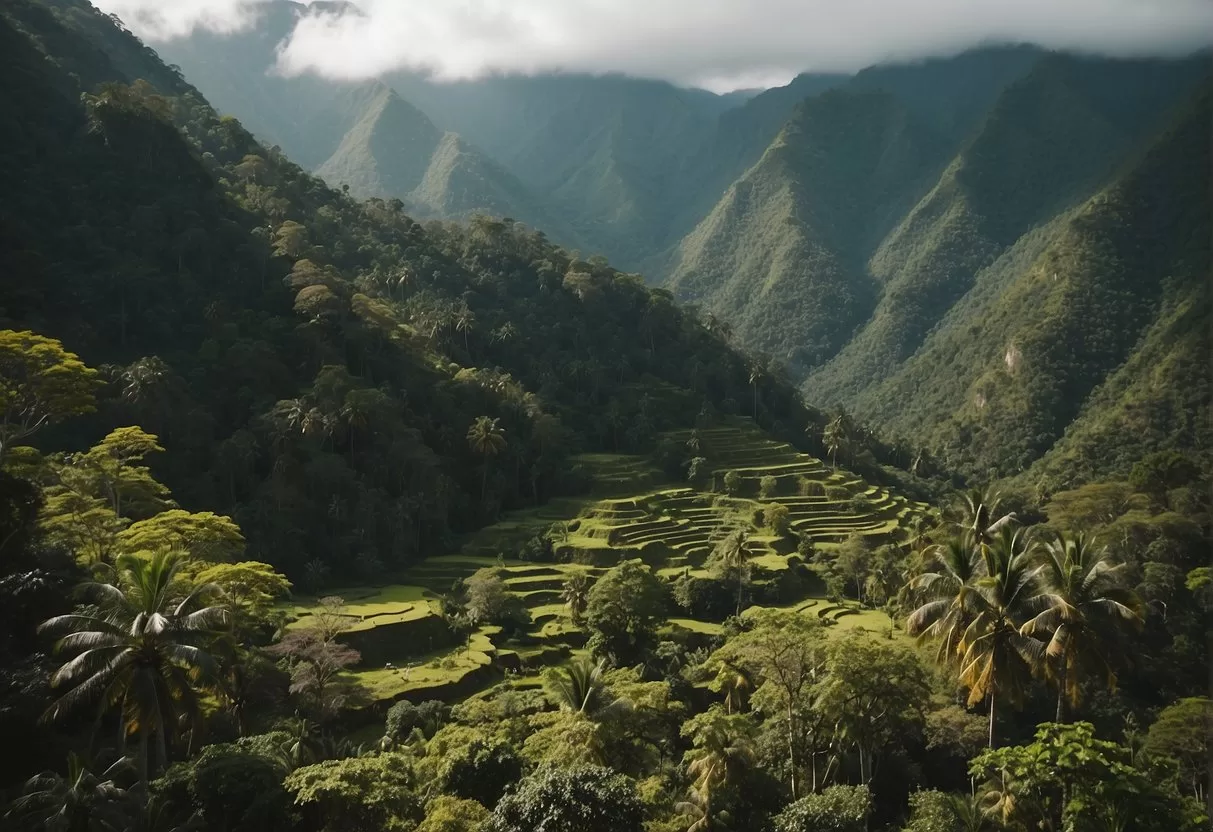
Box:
350;629;497;702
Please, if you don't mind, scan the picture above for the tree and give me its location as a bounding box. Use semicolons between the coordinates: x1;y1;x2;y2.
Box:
823;415;848;470
908;528;1040;747
190;561;292;629
486;765;644;832
284;752;421;832
772;785;871;832
707;610;828;797
437;739;523;808
677;706;757;831
115;510;245;562
901;790;994;832
59;426;172;519
1020;531;1143;721
0;330;100;463
834;533;873;603
708;527;753;616
583;561;666;664
561;572;592;625
384;700;449;747
152;738;293;832
467;416;507;506
40;551;230;783
541;656;628;719
267;614;362;720
5;754;135;832
816;633;929;783
1144;697;1212;803
971;722;1201;832
416;796;489;832
464;568;510;626
905;532;984;667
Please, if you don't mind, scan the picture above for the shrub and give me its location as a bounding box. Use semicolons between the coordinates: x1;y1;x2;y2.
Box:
799;478;826;496
487;765;644;832
847;494;871;514
385;700;449;744
672;573;734;621
759;475;779;498
772;784;871;832
826;485;851;500
438;739;523;808
722;470;743;495
762;503;791;535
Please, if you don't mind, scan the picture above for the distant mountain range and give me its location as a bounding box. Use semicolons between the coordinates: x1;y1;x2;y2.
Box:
152;2;1211;485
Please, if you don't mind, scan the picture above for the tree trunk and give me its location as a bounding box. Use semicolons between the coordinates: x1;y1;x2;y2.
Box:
988;693;997;748
1055;660;1068;723
786;707;798;800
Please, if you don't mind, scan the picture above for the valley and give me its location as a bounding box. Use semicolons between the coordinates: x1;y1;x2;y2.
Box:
287;418;927;709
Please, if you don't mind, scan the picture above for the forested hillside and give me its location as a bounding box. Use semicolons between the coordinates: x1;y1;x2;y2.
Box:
672;54;1210;483
1;3;1210;832
0;0;848;586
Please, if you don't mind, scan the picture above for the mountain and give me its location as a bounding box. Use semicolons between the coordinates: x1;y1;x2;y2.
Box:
2;0;866;586
666;52;1209;482
666;89;947;364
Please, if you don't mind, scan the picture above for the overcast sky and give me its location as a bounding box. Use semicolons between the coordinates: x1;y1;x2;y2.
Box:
96;0;1213;91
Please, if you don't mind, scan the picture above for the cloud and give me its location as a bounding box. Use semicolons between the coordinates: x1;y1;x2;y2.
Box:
97;0;1213;91
98;0;268;39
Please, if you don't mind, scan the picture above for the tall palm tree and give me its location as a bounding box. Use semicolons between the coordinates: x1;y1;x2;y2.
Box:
906;531;984;666
678;708;756;831
6;753;135;832
39;551;230;783
958;526;1042;747
710;527;752;616
561;572;592;625
1020;531;1144;721
823;415;847;470
747;363;764;420
466;416;506;504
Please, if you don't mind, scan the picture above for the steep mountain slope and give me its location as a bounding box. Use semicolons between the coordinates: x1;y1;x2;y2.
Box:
314;85;578;240
666;90;946;367
2;0;863;585
807;55;1207;401
850;86;1211;481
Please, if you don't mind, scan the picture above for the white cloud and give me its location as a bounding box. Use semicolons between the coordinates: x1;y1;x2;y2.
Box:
99;0;268;39
96;0;1213;90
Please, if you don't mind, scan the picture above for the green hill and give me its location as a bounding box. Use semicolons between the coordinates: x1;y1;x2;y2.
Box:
666;89;943;365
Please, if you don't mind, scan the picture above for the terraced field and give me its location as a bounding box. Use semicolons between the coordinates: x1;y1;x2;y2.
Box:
284;418;926;709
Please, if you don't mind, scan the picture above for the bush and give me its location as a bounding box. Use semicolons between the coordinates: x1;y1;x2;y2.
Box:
762;503;791;535
385;700;449;744
826;485;851;500
723;470;743;495
487;765;644;832
772;785;871;832
847;494;871;514
759;475;779;498
438;739;523;808
799;478;826;496
672;573;734;621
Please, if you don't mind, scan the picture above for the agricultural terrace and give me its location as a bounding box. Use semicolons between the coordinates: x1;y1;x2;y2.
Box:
283;418;928;710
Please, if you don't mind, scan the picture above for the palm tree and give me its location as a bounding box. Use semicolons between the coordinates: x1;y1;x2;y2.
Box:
823;415;847;470
747;363;764;420
710;527;753;616
958;526;1042;748
6;753;135;832
454;303;475;354
713;661;753;715
561;573;592;625
542;656;628;718
1020;531;1144;721
466;416;506;505
958;486;1016;543
39;551;230;783
906;531;984;666
679;708;756;831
